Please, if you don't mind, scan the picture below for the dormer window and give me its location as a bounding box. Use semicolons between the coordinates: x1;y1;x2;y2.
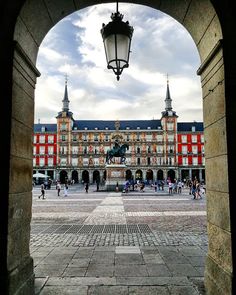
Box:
137;127;140;130
41;126;45;132
84;127;88;130
126;127;130;130
105;127;108;130
147;127;151;130
95;127;98;130
192;126;196;132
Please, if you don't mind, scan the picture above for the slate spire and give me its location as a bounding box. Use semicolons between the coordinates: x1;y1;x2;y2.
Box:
62;75;69;112
165;75;172;111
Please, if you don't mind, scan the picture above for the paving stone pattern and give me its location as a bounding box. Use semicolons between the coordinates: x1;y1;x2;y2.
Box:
32;185;206;294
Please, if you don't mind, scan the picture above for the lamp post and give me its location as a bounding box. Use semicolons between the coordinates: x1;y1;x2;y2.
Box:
101;1;134;81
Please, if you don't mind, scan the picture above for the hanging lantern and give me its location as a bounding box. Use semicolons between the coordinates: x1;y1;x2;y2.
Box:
101;1;134;81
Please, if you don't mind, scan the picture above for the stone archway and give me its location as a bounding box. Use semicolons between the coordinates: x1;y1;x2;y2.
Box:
72;170;78;183
157;169;164;180
2;1;236;294
59;170;68;184
93;170;100;183
146;169;154;183
82;170;89;183
126;169;132;181
135;169;143;181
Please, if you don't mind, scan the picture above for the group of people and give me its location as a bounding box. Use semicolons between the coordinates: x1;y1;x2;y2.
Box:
188;178;205;199
123;180;146;193
168;179;184;194
38;180;90;199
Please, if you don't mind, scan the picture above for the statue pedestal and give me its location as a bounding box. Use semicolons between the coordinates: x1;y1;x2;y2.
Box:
105;164;126;192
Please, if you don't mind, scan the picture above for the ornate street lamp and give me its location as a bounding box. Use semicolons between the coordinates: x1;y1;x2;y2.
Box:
101;1;134;81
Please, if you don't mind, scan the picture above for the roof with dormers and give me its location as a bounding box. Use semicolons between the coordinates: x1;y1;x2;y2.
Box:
73;120;162;130
34;123;57;132
177;122;204;132
34;120;204;132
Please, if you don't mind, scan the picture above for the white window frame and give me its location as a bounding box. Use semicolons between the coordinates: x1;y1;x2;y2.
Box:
39;146;45;155
48;135;54;143
192;157;198;166
182;145;187;155
39;135;45;143
192;135;197;143
182;135;187;143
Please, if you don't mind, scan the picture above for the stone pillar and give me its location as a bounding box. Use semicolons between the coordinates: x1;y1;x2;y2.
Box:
143;170;146;181
89;170;93;184
198;40;233;295
199;169;202;182
5;41;41;295
189;168;192;180
53;169;56;180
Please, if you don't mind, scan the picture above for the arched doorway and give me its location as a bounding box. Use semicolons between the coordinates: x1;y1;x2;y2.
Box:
167;169;175;182
135;169;143;181
82;170;89;184
157;169;164;180
72;170;78;183
59;170;68;184
93;170;100;183
2;1;234;294
146;169;153;183
181;169;189;181
126;169;132;181
192;169;200;181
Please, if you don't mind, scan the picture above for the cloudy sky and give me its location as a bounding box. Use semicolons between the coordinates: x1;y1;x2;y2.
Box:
35;3;203;124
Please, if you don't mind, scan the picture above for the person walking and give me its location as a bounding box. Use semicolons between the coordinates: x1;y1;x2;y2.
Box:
38;183;45;199
56;182;61;196
85;182;89;193
64;184;68;197
168;181;173;194
177;180;183;194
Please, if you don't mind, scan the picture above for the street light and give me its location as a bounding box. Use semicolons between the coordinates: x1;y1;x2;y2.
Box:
101;1;134;81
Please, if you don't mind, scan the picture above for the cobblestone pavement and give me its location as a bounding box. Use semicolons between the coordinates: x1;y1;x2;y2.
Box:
32;184;207;294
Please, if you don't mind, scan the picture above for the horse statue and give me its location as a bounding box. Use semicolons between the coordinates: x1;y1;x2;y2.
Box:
106;143;129;164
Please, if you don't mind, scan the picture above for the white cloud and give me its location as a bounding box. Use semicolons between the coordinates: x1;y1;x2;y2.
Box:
35;3;202;124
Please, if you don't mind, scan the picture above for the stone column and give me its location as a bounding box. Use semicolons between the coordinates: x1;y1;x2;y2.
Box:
5;41;41;294
189;168;192;180
198;40;233;295
199;169;202;182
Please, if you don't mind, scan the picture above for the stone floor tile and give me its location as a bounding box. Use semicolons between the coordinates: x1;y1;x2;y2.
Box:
186;256;206;267
62;267;87;277
117;276;190;286
160;253;189;264
143;254;164;264
86;263;114;277
178;246;206;256
68;258;90;268
168;285;199;295
167;263;200;277
35;277;48;295
146;264;172;277
88;285;128;295
129;286;169;295
46;276;117;286
115;254;144;265
73;249;94;258
40;286;88;295
94;246;115;252
34;265;67;277
115;265;148;277
116;246;141;254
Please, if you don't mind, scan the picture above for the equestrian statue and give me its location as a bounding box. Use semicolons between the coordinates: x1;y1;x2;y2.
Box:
106;140;129;164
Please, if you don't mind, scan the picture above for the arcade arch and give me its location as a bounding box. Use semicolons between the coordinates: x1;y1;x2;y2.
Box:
2;1;235;294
